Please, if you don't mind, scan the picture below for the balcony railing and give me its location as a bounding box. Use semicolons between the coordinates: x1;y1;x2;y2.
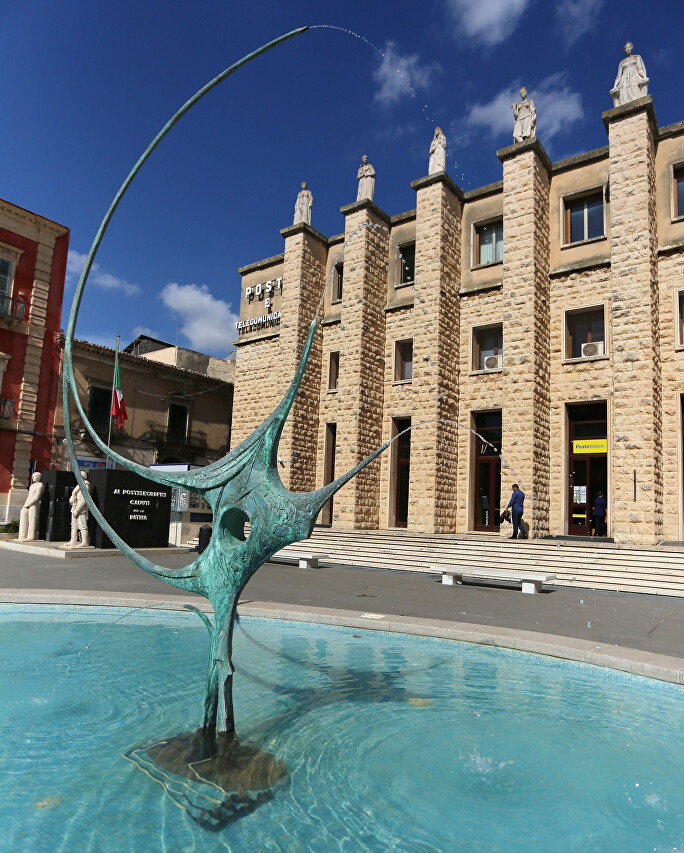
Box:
0;397;13;419
149;426;208;450
0;295;27;322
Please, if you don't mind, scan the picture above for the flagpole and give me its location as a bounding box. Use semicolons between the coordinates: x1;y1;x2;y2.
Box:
107;335;120;456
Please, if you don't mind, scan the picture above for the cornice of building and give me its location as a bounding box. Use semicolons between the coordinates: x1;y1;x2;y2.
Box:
339;198;391;223
71;338;233;387
280;222;329;244
411;170;464;202
496;137;553;174
551;146;609;174
602;95;657;134
463;181;503;201
0;197;69;237
237;253;284;276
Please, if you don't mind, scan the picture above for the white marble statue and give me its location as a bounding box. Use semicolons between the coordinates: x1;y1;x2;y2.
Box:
356;155;376;202
428;127;447;175
67;472;91;548
610;42;649;107
512;87;536;143
293;181;313;226
17;472;45;541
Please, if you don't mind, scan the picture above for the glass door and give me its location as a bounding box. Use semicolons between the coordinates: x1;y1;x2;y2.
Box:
473;411;502;532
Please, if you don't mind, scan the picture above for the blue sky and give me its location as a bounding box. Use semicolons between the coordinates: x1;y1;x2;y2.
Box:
2;1;681;356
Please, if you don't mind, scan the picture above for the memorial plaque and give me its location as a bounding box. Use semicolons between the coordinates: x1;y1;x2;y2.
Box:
87;470;172;549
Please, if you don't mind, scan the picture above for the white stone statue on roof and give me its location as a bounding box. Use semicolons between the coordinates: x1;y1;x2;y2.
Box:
428;127;447;175
610;42;649;107
512;87;536;143
356;155;376;202
293;181;313;226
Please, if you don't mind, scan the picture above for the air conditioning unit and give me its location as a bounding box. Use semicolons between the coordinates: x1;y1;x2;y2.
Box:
581;340;605;358
483;354;503;370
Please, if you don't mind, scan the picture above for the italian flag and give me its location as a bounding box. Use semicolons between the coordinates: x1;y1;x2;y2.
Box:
112;347;128;430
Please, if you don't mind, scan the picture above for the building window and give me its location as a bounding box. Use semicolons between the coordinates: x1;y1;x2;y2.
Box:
167;402;188;447
566;306;605;360
332;263;343;303
328;351;339;391
0;259;11;300
398;242;415;286
678;291;684;347
88;386;112;436
475;220;503;266
394;339;413;382
564;190;604;245
472;324;503;371
674;165;684;220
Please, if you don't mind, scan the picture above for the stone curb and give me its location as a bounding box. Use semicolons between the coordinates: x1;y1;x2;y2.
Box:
1;590;682;686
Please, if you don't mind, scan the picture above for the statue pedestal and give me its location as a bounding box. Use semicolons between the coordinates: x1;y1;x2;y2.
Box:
125;729;289;830
57;544;95;551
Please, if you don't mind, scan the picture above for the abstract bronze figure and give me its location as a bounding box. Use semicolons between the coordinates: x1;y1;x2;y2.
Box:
62;27;391;794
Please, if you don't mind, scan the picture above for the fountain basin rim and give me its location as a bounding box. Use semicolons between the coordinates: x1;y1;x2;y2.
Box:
1;595;683;686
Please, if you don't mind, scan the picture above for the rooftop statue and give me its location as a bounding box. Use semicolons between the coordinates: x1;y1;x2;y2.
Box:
428;127;447;175
610;41;649;107
293;180;313;226
512;87;536;143
356;154;376;202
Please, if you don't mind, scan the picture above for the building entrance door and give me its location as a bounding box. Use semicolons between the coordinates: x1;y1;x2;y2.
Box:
567;402;608;536
473;411;502;532
393;417;411;528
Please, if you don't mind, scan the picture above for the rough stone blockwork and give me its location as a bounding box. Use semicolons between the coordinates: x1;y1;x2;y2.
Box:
501;149;551;536
277;229;326;492
411;180;461;533
334;208;388;529
609;111;663;544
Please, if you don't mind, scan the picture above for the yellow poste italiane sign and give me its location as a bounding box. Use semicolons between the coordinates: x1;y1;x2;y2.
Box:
573;439;607;454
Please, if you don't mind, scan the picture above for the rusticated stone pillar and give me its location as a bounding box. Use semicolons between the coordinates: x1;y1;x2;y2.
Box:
604;97;662;544
277;223;327;492
410;172;462;533
334;200;390;529
497;139;551;538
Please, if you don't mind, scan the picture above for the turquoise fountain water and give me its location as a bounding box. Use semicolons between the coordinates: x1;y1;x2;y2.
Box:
2;605;683;852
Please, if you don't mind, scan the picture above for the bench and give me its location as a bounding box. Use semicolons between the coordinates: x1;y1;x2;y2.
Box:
270;553;329;570
430;566;556;594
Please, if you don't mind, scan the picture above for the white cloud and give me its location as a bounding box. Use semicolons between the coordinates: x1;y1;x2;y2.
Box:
446;0;531;47
465;74;583;143
160;282;237;356
556;0;604;47
66;249;141;297
373;41;438;106
131;325;161;340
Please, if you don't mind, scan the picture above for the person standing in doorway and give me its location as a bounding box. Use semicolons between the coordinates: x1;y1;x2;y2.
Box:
593;491;607;537
506;484;527;540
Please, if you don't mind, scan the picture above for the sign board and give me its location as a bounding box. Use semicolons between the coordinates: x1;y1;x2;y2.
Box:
573;439;607;454
573;485;587;505
87;470;172;549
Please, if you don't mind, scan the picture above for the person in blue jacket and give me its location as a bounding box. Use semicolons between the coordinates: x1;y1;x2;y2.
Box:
506;483;527;540
592;491;607;537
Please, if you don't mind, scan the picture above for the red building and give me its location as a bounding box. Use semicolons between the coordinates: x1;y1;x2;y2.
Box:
0;197;69;522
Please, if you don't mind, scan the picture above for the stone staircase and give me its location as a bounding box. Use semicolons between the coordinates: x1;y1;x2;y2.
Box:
272;528;684;598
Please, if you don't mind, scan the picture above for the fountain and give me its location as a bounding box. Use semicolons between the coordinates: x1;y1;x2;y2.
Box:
61;25;404;822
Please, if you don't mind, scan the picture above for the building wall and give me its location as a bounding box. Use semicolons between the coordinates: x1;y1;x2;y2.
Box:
231;96;684;546
0;199;69;522
54;341;233;468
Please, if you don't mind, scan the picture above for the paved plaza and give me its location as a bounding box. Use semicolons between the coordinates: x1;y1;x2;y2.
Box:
1;547;683;678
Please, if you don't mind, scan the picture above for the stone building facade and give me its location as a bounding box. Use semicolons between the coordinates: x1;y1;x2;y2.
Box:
54;338;234;470
232;95;684;546
0;198;69;523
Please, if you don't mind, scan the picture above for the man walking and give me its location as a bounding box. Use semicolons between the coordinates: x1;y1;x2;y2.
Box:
592;491;607;537
506;483;527;540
